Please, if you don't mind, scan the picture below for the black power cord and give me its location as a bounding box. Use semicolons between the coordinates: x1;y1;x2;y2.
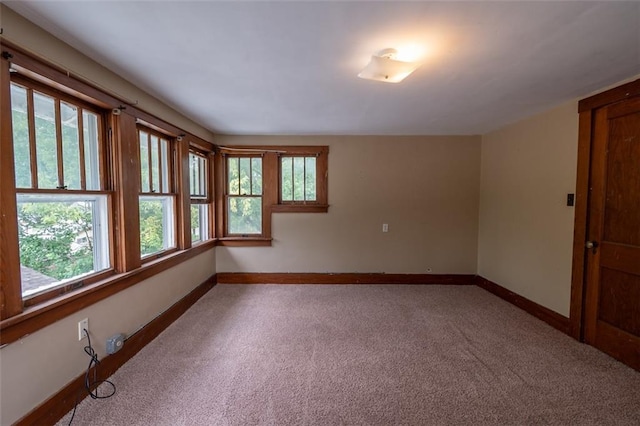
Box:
68;329;116;425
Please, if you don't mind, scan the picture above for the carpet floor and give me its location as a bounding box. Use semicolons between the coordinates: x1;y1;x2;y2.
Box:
58;285;640;425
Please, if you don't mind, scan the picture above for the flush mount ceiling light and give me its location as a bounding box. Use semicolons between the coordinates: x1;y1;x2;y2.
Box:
358;48;421;83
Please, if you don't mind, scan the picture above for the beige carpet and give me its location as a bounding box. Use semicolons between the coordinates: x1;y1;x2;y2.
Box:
58;285;640;425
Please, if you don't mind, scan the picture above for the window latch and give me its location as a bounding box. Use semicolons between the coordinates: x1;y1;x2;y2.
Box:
57;185;68;190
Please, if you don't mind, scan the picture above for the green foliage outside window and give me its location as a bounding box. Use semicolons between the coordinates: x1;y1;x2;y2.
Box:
227;157;262;234
11;84;106;293
139;199;169;256
17;201;94;283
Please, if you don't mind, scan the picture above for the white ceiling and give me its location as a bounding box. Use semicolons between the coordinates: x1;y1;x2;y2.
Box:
4;1;640;135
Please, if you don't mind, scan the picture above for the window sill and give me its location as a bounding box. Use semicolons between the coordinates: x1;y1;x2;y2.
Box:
0;239;216;346
271;204;329;213
216;237;273;247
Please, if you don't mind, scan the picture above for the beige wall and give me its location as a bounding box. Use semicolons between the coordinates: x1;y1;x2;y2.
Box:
477;101;579;316
0;251;215;425
216;135;481;274
0;7;216;425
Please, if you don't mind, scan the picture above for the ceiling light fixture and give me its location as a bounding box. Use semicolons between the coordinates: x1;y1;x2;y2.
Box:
358;48;421;83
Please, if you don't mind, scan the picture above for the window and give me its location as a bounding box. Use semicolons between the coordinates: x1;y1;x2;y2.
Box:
189;150;210;243
216;146;328;245
1;47;220;342
280;156;317;202
225;156;263;235
138;127;175;258
273;146;329;213
10;78;110;299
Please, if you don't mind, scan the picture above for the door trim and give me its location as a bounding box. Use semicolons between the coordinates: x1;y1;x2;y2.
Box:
569;78;640;341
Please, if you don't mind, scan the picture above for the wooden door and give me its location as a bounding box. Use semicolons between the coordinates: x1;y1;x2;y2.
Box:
583;96;640;370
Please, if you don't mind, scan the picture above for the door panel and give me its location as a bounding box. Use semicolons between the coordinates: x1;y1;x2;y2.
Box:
598;267;640;336
584;97;640;370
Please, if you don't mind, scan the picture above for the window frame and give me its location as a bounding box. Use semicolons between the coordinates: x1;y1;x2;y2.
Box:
223;153;266;238
215;145;328;246
9;73;115;307
137;125;178;261
272;146;329;213
10;75;108;192
0;44;217;343
189;147;213;244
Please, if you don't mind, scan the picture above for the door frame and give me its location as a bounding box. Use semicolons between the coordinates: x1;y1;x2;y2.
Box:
569;78;640;341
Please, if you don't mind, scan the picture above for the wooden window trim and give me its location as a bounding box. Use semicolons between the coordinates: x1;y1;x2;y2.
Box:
137;125;179;261
213;145;328;247
137;125;175;195
189;149;210;201
189;147;214;244
4;42;188;137
222;153;266;238
1;45;216;330
276;147;328;208
9;72;114;306
11;75;107;193
1;51;22;320
271;204;330;213
0;240;216;345
216;237;272;247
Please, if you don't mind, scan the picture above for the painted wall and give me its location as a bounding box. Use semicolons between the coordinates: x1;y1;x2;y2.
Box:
216;135;481;275
477;101;579;316
0;7;216;425
0;252;216;425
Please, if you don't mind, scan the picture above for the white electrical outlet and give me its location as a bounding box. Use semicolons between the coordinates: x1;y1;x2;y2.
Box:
382;223;389;233
78;318;89;341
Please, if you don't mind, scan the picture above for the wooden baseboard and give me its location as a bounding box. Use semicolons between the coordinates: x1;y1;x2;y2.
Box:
216;272;476;285
475;276;570;334
16;274;216;426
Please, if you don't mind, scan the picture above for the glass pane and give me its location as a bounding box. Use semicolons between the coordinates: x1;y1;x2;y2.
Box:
150;135;160;192
191;204;201;243
189;153;198;196
139;196;175;257
227;157;239;195
281;157;293;201
191;204;209;243
17;193;110;298
160;139;169;193
139;131;149;192
199;156;207;196
10;84;32;188
239;157;251;195
305;157;317;201
251;157;262;195
293;157;305;201
83;111;100;190
228;197;262;234
33;92;58;189
201;204;209;240
61;102;81;189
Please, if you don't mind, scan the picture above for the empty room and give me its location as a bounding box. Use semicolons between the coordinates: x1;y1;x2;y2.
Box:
1;1;639;425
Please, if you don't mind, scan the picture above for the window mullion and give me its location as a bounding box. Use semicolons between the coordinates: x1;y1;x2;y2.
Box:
235;160;240;195
147;133;153;192
249;157;253;195
26;88;38;189
158;138;164;193
54;98;65;188
77;108;87;190
293;157;296;200
303;156;307;201
200;157;206;197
